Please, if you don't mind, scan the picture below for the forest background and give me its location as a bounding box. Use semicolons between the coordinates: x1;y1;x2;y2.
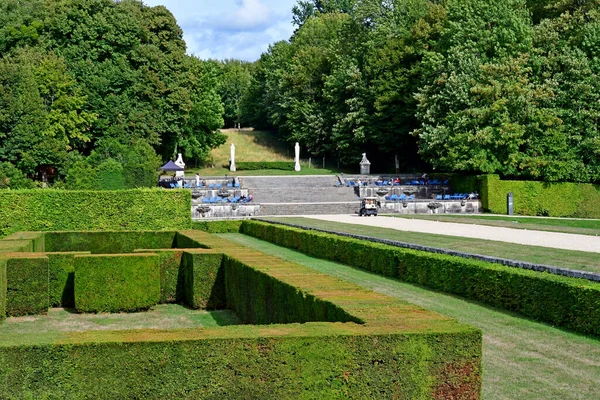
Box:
1;0;599;189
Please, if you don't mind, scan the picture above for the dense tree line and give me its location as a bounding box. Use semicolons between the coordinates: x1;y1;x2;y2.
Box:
0;0;225;188
241;0;600;182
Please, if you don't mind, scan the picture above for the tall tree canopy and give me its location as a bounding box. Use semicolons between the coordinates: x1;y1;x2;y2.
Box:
240;0;600;181
0;0;224;184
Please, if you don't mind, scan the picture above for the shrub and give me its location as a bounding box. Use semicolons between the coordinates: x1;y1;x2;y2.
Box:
74;254;160;313
0;162;35;189
96;158;125;190
0;189;191;238
242;220;600;336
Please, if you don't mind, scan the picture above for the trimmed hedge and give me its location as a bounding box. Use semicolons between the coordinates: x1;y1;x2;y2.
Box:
45;231;177;254
480;174;600;218
0;240;32;253
181;251;226;309
191;220;243;233
48;252;91;308
0;189;191;238
2;232;44;252
74;254;160;313
0;230;482;398
134;249;185;304
0;259;5;321
3;254;49;316
242;220;600;337
0;331;481;399
233;161;295;171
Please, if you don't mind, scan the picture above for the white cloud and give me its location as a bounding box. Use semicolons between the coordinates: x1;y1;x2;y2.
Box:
143;0;297;61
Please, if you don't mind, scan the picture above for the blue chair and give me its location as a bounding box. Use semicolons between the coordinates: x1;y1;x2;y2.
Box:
444;195;450;200
399;194;407;200
227;183;233;187
436;195;442;200
202;198;209;203
234;183;240;188
216;184;222;189
208;183;215;189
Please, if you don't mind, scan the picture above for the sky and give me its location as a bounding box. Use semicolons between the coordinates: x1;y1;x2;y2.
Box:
142;0;298;61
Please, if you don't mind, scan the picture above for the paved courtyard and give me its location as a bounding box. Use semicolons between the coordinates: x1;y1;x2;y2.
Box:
307;215;600;253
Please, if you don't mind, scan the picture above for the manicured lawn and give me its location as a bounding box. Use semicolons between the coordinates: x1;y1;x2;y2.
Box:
0;304;240;336
264;217;600;273
222;233;600;400
385;214;600;236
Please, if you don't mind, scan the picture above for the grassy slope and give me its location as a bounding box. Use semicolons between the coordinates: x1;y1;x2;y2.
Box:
386;214;600;236
222;233;600;400
187;129;342;176
266;217;600;273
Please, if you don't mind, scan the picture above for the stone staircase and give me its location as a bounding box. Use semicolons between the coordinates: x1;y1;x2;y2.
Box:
240;175;359;216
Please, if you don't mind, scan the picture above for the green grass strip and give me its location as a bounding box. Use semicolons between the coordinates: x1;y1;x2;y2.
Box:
266;217;600;273
222;233;600;400
385;214;600;236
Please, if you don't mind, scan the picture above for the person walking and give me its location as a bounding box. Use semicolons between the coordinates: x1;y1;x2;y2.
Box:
195;173;200;187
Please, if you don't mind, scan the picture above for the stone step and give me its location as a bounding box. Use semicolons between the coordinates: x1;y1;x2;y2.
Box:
241;175;340;189
249;187;358;203
257;202;360;216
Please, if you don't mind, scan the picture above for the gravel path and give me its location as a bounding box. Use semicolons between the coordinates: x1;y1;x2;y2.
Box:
307;215;600;253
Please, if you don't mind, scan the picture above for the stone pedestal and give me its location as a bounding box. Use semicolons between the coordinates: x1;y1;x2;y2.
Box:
360;153;371;175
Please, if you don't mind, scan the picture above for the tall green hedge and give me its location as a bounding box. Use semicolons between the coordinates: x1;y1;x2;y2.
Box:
48;252;91;308
3;254;49;317
480;174;600;217
133;249;186;304
242;221;600;336
0;189;191;238
45;231;177;254
181;251;226;309
74;254;160;313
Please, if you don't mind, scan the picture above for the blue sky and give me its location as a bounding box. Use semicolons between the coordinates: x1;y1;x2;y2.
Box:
142;0;298;61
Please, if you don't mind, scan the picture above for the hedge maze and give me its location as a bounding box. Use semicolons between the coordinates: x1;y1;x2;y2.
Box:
0;229;481;398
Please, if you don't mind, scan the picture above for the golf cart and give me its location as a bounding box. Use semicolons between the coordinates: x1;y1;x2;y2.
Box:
358;197;378;217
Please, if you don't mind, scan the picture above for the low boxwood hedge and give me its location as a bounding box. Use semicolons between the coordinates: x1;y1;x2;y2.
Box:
241;220;600;336
74;254;160;313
